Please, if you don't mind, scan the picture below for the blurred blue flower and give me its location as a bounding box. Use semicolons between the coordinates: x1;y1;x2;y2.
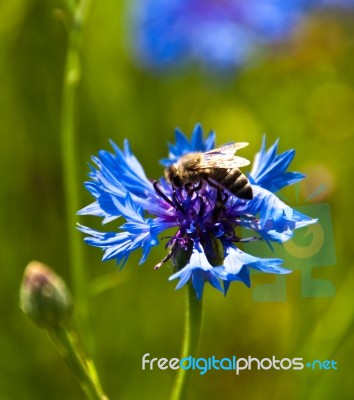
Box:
310;0;354;8
78;124;317;299
129;0;308;71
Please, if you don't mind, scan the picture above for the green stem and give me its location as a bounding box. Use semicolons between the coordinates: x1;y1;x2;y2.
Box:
48;326;107;400
60;0;93;351
170;283;203;400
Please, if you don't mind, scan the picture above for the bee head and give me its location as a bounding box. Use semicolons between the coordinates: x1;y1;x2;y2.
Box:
165;166;183;188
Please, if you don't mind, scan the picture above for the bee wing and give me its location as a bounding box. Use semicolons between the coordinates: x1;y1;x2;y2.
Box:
204;142;249;156
199;143;251;169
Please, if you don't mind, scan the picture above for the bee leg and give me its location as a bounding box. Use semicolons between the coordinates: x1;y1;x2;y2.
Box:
187;180;203;196
204;178;227;219
154;243;177;269
194;180;203;191
153;180;185;213
172;190;185;213
239;236;261;243
205;177;221;191
242;213;258;220
197;194;206;217
213;188;225;219
153;180;174;207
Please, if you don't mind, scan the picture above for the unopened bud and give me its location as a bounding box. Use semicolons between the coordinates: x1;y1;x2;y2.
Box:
20;261;72;329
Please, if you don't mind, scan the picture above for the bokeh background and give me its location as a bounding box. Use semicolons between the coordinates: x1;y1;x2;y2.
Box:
1;1;354;399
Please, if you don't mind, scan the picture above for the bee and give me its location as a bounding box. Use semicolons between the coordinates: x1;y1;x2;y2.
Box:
164;142;253;200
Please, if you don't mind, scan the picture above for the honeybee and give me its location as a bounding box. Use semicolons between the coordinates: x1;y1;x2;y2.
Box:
164;142;253;200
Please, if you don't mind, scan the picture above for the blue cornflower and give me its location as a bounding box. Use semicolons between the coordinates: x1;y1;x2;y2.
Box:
309;0;354;7
78;124;317;299
129;0;308;71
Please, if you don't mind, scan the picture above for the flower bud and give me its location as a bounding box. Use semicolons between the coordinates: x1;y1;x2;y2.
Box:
20;261;72;329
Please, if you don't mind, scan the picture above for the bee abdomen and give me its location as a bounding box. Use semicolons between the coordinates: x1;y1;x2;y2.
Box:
225;168;253;200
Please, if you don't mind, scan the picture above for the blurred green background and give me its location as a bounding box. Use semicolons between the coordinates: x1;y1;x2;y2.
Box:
1;1;354;399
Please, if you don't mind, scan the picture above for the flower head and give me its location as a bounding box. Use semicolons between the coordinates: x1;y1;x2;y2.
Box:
78;124;317;299
129;0;309;72
129;0;354;73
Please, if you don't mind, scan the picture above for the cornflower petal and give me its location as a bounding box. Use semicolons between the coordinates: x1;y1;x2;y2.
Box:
240;185;317;243
160;123;215;167
78;192;174;267
249;136;305;192
169;245;225;299
220;245;289;293
78;140;171;222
